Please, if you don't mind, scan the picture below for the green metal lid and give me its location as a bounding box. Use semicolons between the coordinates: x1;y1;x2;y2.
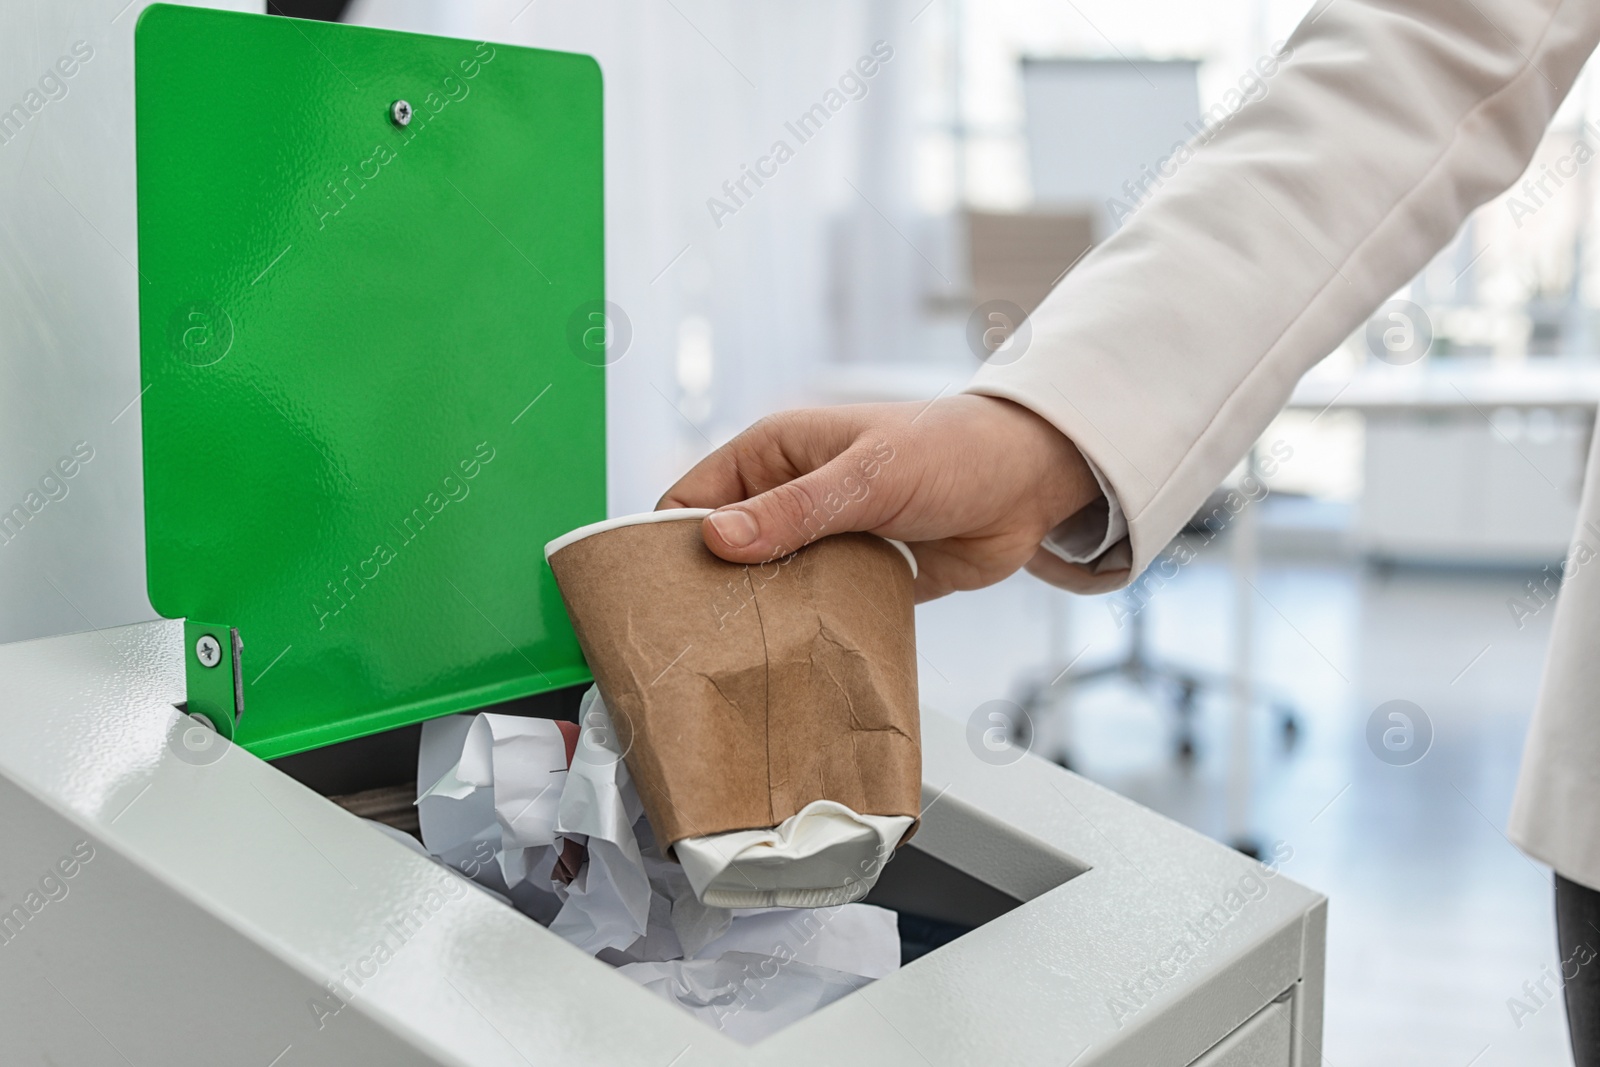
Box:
135;5;604;758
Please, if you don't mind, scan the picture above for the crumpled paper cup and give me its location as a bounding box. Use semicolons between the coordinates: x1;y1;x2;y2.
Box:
544;509;921;903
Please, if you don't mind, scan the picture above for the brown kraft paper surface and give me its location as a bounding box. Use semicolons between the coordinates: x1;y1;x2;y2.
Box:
549;520;920;849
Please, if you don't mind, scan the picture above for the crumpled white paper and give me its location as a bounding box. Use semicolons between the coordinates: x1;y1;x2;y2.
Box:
412;685;902;1042
692;902;901;979
415;711;565;923
548;686;652;954
617;954;874;1045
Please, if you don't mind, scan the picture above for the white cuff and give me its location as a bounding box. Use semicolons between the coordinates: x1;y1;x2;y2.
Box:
1041;453;1128;565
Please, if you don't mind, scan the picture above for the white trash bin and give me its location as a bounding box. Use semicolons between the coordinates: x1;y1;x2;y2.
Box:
0;620;1324;1066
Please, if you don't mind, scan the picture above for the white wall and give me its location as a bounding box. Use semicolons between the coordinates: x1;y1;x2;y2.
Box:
0;0;259;645
1;0;927;642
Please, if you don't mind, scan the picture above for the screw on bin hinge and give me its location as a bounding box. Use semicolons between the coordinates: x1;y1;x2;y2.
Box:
192;628;243;722
390;99;412;127
195;633;222;668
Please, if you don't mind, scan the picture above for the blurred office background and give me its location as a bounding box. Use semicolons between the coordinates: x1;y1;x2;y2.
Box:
4;0;1598;1062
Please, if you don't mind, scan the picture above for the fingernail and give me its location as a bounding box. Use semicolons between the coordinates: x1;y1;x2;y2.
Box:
708;509;757;548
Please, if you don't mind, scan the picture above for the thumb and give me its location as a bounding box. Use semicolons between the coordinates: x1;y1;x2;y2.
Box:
700;445;894;564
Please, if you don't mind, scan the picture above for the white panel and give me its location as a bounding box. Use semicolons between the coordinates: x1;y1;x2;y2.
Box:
1188;996;1292;1067
1022;57;1201;230
0;0;260;646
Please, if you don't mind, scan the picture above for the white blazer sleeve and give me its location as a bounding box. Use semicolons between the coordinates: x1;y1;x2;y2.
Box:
965;0;1600;594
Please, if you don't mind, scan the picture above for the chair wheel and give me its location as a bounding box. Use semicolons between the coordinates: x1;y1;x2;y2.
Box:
1278;708;1300;750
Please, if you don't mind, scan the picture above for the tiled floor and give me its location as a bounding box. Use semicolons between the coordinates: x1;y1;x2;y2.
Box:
915;543;1572;1066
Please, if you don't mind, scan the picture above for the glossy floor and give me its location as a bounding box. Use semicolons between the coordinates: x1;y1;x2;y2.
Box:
916;551;1571;1066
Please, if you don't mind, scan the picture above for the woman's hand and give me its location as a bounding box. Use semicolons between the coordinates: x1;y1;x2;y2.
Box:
657;395;1101;602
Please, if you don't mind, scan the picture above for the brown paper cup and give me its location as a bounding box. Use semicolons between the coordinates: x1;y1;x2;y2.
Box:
545;509;921;851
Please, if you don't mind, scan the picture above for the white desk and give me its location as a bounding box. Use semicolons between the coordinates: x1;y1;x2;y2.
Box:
1287;361;1600;413
1287;361;1597;567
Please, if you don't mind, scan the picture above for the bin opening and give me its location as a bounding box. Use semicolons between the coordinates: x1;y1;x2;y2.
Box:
862;845;1027;965
269;692;1086;1038
269;684;584;800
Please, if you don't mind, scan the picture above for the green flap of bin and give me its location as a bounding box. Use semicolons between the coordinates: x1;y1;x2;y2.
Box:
136;5;604;759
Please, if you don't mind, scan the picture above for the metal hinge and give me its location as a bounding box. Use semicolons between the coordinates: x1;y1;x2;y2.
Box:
183;619;244;740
